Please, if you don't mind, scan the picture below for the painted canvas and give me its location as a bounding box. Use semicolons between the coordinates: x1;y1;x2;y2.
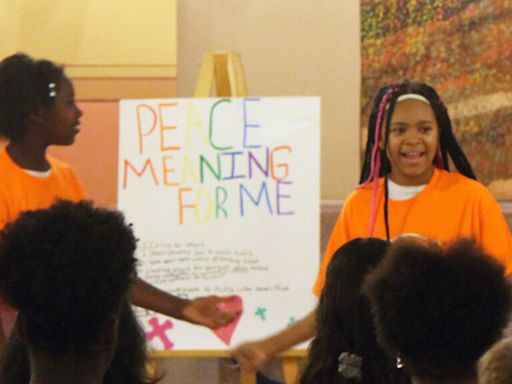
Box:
361;0;512;199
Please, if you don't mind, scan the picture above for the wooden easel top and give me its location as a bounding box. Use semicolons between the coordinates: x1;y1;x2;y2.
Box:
194;52;248;97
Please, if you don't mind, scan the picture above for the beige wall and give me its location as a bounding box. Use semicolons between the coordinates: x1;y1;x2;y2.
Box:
177;0;361;200
1;0;360;200
0;0;177;100
0;0;176;77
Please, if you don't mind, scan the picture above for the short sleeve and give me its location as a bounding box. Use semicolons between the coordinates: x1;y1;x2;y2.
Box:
476;189;512;275
312;200;352;296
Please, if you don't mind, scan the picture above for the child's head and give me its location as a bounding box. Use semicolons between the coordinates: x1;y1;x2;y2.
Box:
0;200;136;361
0;53;81;144
0;300;156;384
364;237;511;382
478;337;512;384
360;80;475;186
300;238;410;384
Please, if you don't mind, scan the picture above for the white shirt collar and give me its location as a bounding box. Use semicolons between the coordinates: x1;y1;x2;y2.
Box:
24;168;52;178
387;178;426;201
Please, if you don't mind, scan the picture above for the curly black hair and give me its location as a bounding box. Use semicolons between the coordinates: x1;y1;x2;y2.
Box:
0;200;136;355
300;238;411;384
0;52;64;141
363;237;511;381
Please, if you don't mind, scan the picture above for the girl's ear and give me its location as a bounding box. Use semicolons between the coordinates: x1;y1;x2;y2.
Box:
28;108;47;126
377;111;389;151
378;136;385;151
378;127;387;151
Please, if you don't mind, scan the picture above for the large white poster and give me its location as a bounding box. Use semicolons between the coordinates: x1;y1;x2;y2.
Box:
118;97;320;350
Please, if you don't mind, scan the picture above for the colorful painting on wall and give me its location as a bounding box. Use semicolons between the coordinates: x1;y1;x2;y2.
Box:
360;0;512;199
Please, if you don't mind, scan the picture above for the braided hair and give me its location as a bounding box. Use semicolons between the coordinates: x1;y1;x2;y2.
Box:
359;80;475;239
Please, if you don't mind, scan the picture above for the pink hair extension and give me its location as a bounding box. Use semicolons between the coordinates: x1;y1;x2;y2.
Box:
358;87;396;236
358;88;396;189
367;153;381;236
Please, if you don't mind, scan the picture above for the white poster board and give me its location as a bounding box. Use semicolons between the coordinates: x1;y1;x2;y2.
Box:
118;97;320;350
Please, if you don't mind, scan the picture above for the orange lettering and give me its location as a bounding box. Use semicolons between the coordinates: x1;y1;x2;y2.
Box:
270;146;292;180
123;158;159;189
162;155;179;186
136;104;157;154
159;103;180;151
178;188;196;225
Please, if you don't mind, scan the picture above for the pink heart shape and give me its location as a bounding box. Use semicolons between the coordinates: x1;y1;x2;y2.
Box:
212;295;243;346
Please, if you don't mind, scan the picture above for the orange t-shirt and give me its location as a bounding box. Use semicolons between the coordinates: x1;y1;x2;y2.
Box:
313;168;512;296
0;148;85;230
0;148;86;334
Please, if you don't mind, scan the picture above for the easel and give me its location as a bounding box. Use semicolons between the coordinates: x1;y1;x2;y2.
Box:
194;52;248;97
149;52;305;384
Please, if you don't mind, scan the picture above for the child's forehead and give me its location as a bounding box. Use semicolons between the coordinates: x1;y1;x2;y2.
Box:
389;99;435;121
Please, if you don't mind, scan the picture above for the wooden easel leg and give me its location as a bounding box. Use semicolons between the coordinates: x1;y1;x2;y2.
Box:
213;53;232;97
282;356;300;384
240;369;257;384
194;53;215;97
145;356;159;382
226;52;248;97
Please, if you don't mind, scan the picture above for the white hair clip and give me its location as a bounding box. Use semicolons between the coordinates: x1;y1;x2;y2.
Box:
338;352;362;381
48;82;57;98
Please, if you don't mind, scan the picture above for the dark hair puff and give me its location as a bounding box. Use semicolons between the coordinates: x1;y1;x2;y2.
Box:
364;238;511;380
0;200;137;355
0;53;64;141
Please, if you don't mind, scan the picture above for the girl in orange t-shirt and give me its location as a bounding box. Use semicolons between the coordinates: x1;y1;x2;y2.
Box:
0;53;241;380
232;80;512;373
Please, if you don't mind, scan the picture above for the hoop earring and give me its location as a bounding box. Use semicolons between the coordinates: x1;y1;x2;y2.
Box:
396;356;404;369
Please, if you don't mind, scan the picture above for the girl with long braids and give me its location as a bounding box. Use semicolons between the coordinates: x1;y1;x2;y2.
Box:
315;81;512;294
232;80;512;373
312;80;511;295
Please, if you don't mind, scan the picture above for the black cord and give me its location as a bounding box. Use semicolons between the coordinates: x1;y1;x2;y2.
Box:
384;175;390;241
